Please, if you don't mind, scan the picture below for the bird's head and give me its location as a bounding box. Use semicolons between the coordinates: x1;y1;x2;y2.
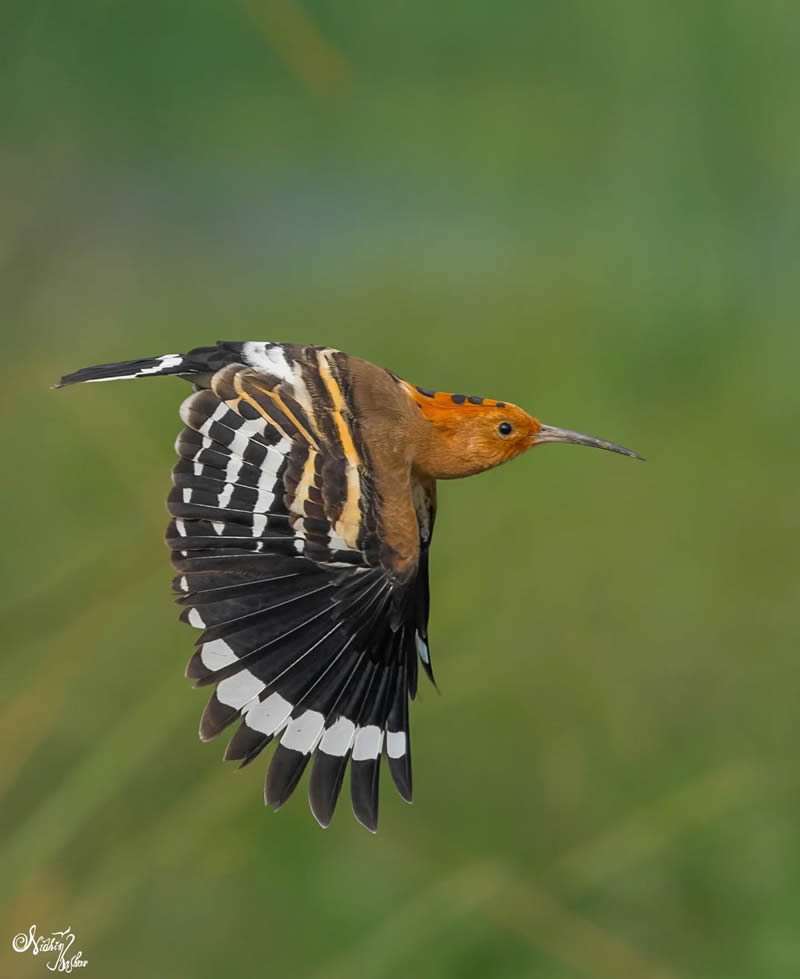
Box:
406;385;643;479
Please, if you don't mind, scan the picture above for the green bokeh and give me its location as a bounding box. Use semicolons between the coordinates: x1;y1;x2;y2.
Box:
2;2;799;977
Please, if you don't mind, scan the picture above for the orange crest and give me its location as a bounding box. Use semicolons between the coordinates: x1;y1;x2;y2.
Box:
404;382;541;479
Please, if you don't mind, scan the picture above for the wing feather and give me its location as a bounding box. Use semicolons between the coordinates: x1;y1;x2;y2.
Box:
161;344;434;829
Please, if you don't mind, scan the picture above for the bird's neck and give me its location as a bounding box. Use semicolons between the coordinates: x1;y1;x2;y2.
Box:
412;422;495;480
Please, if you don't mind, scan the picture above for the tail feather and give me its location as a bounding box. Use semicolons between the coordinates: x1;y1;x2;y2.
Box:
56;353;188;387
56;341;278;389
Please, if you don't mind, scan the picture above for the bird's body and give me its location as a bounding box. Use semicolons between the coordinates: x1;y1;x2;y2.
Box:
58;340;641;831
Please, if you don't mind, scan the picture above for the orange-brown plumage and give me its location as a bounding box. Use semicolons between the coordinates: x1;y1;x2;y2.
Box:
404;383;541;479
57;340;642;832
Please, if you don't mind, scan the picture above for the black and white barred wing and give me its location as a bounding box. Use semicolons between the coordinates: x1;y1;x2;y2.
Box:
169;356;425;831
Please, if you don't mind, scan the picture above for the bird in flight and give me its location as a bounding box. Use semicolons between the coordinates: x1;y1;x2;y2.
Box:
58;341;642;831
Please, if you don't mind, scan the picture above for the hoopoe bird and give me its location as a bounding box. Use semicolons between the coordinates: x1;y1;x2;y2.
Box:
58;341;642;831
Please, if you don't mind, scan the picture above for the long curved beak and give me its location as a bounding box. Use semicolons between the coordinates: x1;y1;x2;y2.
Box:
533;423;645;461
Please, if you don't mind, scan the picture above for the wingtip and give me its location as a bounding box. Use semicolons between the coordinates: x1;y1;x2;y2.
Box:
393;780;414;805
351;789;380;834
353;812;379;835
264;779;280;810
309;802;333;829
198;725;216;743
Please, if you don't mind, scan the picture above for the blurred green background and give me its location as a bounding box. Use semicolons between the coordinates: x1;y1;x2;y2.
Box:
2;1;799;977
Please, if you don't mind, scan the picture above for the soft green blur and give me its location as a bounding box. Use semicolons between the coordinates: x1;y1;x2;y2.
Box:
2;2;799;977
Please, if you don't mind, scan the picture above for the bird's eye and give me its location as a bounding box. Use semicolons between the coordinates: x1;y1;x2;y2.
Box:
498;421;513;436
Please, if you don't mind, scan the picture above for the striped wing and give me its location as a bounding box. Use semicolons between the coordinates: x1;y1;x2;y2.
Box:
168;350;430;831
